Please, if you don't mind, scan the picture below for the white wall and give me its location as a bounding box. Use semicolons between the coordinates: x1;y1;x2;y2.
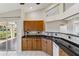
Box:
45;18;79;34
25;9;45;20
67;20;74;34
67;16;79;34
0;9;21;17
60;24;67;33
45;20;67;32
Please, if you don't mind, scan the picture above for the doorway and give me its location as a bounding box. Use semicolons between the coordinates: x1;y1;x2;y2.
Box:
0;21;17;56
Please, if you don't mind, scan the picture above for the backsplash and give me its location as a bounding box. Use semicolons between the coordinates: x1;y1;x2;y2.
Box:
24;31;43;35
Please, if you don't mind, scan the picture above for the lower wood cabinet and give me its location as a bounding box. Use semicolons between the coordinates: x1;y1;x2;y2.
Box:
36;39;41;50
32;38;37;50
22;37;42;51
42;38;47;52
32;37;41;50
59;48;68;56
42;38;53;56
22;38;28;50
46;39;53;56
22;37;53;56
27;39;32;50
22;37;70;56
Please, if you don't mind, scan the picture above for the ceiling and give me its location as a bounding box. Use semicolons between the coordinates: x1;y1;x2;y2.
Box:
24;3;53;13
0;3;20;14
0;3;53;14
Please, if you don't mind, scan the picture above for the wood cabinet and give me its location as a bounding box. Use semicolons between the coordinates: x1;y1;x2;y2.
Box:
27;38;32;50
22;38;28;50
22;37;42;51
42;38;53;56
32;37;41;50
22;37;53;56
46;39;53;56
24;21;45;31
36;38;41;50
32;37;37;50
42;38;47;52
59;48;68;56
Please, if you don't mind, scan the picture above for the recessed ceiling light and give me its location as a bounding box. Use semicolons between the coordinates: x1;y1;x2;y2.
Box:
19;3;25;5
36;3;40;5
30;7;33;9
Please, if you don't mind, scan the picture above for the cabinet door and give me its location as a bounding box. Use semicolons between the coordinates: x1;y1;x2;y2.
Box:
59;48;68;56
32;37;37;50
24;21;44;31
46;39;53;56
36;38;41;50
22;38;28;50
27;38;32;50
42;38;47;52
22;38;26;50
37;21;44;31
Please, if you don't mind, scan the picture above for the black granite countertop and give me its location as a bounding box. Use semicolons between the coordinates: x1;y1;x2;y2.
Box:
45;32;79;37
22;35;79;56
22;35;44;38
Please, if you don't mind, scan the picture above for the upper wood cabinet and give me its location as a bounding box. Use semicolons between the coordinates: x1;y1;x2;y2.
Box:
23;20;45;31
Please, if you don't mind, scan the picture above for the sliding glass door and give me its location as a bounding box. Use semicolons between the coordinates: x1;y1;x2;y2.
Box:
0;22;7;55
0;22;17;56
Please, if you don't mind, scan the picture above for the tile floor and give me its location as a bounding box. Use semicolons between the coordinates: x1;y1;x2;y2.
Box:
0;51;49;56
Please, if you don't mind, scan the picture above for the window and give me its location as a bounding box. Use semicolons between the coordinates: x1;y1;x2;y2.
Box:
46;4;59;17
0;22;17;55
64;3;75;11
